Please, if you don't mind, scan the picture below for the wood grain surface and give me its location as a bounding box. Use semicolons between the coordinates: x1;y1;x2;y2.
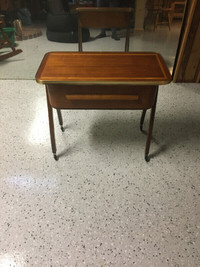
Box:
36;52;171;85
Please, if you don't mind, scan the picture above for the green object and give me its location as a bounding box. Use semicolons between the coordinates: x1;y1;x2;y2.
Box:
0;27;16;45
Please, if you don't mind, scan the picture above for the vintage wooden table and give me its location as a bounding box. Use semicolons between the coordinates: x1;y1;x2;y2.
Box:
35;52;171;161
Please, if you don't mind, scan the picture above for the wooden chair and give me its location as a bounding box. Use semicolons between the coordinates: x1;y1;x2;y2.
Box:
0;18;22;60
76;7;133;52
144;0;174;31
170;1;186;22
154;0;175;31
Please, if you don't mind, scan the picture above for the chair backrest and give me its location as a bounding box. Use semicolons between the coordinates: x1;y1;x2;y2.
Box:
76;7;133;52
146;0;162;9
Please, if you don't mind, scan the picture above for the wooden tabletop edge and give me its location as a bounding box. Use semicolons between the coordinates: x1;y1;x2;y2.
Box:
34;80;172;86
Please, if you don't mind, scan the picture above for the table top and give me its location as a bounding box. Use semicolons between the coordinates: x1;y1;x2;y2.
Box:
36;52;171;85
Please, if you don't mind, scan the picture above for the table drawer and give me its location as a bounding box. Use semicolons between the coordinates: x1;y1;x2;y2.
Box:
47;84;158;110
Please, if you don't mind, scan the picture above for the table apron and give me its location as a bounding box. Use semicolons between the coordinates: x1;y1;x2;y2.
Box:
46;84;158;110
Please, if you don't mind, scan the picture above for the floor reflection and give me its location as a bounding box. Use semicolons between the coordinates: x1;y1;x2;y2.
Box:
0;20;183;80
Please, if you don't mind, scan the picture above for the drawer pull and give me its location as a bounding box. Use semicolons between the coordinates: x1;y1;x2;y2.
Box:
66;94;139;101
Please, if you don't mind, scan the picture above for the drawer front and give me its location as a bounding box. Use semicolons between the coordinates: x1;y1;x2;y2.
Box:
47;84;158;110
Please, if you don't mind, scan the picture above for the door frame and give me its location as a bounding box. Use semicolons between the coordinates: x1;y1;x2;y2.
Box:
173;0;200;82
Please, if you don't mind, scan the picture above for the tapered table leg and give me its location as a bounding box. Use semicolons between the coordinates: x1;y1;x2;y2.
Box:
56;109;64;132
140;109;147;131
145;87;158;162
46;87;58;160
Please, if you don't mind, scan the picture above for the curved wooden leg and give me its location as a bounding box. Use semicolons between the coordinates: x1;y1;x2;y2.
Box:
145;88;158;162
46;87;58;160
56;109;64;132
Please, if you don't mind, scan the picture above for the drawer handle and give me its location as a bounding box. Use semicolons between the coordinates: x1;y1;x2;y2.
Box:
66;94;139;101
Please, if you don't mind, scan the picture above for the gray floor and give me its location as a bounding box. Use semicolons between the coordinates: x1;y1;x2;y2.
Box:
0;21;200;267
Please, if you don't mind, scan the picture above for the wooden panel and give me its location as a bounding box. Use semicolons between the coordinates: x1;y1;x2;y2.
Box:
195;60;200;83
65;94;139;101
36;52;171;85
46;84;158;110
184;22;200;81
77;7;132;28
173;0;200;82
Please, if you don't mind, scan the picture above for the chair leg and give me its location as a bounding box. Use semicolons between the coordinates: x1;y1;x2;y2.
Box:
46;87;58;160
168;13;171;30
154;12;159;31
78;21;82;52
125;27;130;52
140;109;147;131
145;89;158;162
56;109;64;132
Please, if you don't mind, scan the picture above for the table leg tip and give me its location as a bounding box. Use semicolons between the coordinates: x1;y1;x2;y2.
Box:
145;155;150;162
54;154;58;161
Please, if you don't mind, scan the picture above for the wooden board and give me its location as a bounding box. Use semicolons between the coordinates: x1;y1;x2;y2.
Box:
36;52;171;85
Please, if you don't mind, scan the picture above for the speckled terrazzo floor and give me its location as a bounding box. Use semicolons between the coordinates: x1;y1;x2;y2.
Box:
0;79;200;267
